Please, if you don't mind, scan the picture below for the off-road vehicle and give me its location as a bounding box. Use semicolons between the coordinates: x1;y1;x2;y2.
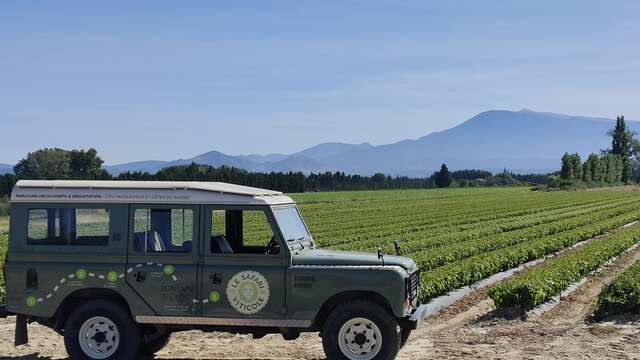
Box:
0;180;425;360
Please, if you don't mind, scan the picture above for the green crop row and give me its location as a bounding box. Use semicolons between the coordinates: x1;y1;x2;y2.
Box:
313;196;640;252
335;196;640;256
300;189;636;247
595;258;640;316
418;210;640;301
489;224;640;310
413;200;640;270
311;191;634;234
394;197;639;253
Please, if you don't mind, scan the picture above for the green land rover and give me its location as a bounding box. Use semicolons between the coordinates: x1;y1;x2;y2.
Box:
0;180;425;360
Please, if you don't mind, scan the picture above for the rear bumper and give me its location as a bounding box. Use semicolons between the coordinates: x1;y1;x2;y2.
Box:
405;303;427;330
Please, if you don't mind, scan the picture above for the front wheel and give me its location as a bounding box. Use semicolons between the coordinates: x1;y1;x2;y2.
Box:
64;299;140;360
322;300;401;360
400;328;412;348
138;327;171;358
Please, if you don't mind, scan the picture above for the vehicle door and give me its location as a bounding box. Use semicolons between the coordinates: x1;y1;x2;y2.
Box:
126;204;199;316
199;206;286;319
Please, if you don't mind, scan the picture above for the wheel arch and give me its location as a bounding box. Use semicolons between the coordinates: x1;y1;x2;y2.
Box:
54;288;132;331
313;290;393;329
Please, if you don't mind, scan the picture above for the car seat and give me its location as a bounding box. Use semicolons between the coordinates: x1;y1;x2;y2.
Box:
213;235;234;254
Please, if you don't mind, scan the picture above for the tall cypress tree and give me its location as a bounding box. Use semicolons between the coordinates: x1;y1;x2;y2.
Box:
435;163;453;188
609;115;634;182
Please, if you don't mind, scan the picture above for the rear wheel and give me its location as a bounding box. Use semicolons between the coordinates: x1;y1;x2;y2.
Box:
64;299;140;360
322;300;401;360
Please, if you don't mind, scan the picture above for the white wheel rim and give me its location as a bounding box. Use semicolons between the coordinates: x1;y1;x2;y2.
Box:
338;317;382;360
78;316;120;359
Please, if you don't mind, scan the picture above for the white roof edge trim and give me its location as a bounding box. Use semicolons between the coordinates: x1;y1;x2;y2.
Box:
11;180;295;206
14;180;283;196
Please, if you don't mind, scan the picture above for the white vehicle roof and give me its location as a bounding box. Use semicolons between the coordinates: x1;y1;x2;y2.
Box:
11;180;295;206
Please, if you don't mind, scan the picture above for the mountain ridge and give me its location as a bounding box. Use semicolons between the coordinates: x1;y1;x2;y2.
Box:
21;109;636;177
0;164;12;175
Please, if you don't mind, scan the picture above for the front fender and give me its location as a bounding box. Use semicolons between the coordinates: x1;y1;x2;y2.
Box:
286;265;408;322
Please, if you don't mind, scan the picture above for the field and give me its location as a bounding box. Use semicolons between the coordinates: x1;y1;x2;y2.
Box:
294;187;640;302
3;187;640;359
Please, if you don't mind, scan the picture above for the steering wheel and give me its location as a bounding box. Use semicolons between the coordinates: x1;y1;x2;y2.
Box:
264;236;279;255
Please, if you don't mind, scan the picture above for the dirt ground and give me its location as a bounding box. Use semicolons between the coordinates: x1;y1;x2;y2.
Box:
3;244;640;360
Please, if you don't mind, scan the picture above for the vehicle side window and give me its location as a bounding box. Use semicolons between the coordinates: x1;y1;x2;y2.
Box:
210;209;278;255
27;208;109;246
134;208;193;253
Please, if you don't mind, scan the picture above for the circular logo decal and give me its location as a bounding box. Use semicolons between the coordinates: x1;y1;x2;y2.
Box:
163;265;175;276
226;271;270;315
26;296;37;308
209;291;221;303
107;271;118;282
76;268;87;280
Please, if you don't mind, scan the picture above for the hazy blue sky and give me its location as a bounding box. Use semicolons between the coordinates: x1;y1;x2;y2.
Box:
1;1;638;164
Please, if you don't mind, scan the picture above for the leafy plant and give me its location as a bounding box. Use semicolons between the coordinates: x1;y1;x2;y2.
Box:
489;225;640;310
595;259;640;316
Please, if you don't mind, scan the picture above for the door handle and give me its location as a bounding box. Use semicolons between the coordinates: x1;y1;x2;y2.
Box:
136;271;147;282
210;273;222;285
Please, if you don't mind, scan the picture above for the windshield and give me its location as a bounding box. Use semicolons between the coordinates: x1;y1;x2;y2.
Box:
273;206;312;245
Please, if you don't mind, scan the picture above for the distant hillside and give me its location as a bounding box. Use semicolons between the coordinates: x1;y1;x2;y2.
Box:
293;142;374;161
319;109;639;176
236;153;288;163
0;164;13;175
103;109;637;176
103;160;169;175
105;151;263;175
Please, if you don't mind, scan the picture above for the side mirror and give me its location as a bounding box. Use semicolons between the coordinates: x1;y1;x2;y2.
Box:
377;247;385;265
393;241;401;256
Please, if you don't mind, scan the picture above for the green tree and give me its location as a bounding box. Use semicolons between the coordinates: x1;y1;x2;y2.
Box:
582;158;592;182
69;148;110;179
608;115;636;182
435;163;453;188
494;170;520;186
610;116;633;159
594;154;606;182
14;148;71;179
571;153;582;180
560;153;582;180
584;153;604;183
603;154;623;184
14;148;112;180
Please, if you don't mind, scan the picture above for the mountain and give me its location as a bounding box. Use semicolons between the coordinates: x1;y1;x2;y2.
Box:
170;150;260;171
318;109;639;176
267;155;327;173
104;160;170;175
104;109;637;176
0;164;13;175
291;142;374;161
105;151;264;175
236;153;288;163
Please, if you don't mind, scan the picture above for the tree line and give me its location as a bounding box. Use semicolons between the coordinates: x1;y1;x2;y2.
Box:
557;116;639;187
0;148;544;197
430;164;525;188
115;163;434;193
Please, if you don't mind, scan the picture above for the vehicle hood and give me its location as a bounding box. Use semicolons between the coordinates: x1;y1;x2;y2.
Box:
292;249;418;272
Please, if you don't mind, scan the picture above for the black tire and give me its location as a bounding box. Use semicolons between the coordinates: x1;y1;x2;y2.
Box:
63;299;140;360
138;327;171;358
400;328;412;348
322;300;401;360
